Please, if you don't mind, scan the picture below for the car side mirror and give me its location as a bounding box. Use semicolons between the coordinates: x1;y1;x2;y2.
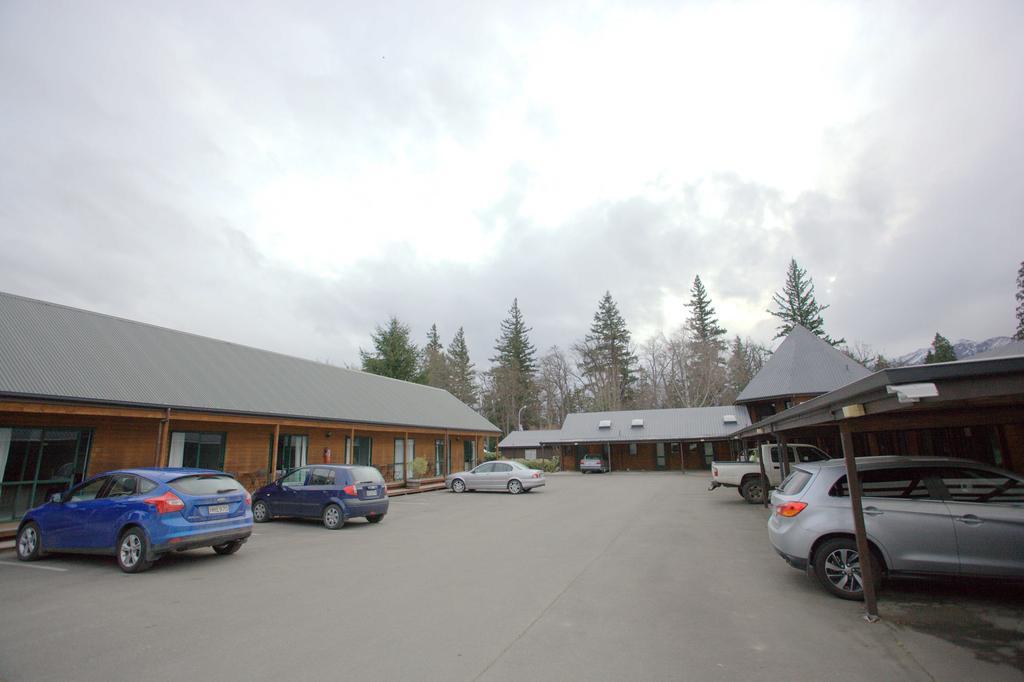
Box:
49;493;63;504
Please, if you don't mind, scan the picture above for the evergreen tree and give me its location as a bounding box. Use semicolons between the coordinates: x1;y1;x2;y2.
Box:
577;291;638;410
874;355;892;370
725;336;753;401
487;298;539;430
1015;260;1024;341
491;298;537;374
923;333;957;364
446;327;477;407
684;276;728;406
359;316;425;382
422;323;448;389
686;276;727;349
768;258;844;345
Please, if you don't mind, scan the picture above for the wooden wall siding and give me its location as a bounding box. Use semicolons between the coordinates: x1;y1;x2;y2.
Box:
1;408;491;491
0;410;162;475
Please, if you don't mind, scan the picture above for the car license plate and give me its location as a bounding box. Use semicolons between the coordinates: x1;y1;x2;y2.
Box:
207;504;229;515
364;488;378;497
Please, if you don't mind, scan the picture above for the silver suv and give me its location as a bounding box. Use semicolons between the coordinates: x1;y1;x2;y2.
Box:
768;456;1024;600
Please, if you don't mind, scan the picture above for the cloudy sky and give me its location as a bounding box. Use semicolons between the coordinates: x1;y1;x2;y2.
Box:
1;1;1022;368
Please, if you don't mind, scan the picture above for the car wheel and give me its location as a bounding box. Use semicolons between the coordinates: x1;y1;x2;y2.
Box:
16;522;43;562
451;479;467;493
813;538;882;601
740;478;764;505
213;540;244;555
252;500;270;523
367;514;384;524
508;479;524;495
322;503;344;530
117;528;153;573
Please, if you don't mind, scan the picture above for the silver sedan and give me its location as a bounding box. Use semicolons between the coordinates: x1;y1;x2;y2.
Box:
446;460;545;494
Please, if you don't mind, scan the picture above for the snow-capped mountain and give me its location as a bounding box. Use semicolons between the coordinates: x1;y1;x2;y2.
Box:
894;337;1013;366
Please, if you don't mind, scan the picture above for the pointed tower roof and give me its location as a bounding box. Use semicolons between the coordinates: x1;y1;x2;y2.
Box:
736;325;872;403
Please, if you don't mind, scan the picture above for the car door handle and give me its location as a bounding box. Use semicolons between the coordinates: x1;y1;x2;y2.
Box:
863;506;883;516
957;514;983;526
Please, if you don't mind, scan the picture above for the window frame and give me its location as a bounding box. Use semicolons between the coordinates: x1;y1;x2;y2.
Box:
169;430;228;471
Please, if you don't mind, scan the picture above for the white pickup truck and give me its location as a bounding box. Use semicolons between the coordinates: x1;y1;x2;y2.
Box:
708;444;835;504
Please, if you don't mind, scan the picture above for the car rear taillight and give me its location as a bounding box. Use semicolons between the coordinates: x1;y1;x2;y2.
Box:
532;472;541;478
343;484;357;496
776;501;807;517
712;465;718;477
244;491;251;506
144;491;185;514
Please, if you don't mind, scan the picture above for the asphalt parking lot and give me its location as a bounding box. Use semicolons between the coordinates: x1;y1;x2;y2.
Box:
1;472;1022;681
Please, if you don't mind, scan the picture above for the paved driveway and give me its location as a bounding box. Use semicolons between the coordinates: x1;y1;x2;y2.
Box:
0;472;1021;681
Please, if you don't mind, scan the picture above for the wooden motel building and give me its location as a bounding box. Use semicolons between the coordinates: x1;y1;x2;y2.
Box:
500;326;1024;475
0;292;499;524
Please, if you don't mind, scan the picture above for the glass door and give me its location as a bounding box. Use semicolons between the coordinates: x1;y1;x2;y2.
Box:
702;442;715;469
394;438;405;481
434;440;444;476
0;428;93;522
273;434;308;474
656;442;666;470
463;440;474;470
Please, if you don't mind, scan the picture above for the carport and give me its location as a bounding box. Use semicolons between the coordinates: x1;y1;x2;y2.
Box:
734;354;1024;619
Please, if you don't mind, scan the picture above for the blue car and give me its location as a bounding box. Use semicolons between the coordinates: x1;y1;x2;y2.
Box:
252;464;389;529
15;468;253;573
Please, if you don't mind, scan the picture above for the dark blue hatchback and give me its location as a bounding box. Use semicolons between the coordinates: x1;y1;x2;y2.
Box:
16;468;253;573
252;465;388;529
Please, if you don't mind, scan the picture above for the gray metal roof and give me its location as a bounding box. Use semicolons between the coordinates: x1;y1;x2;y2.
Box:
497;429;563;449
0;292;499;433
544;406;751;444
736;325;872;403
965;340;1024;360
735;355;1024;437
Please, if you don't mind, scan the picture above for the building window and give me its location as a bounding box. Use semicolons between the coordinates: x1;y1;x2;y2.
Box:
169;432;226;470
270;434;308;474
629;443;638;456
435;440;444;476
0;427;93;521
347;436;372;466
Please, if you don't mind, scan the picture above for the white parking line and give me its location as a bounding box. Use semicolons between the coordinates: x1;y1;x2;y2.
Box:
0;560;69;572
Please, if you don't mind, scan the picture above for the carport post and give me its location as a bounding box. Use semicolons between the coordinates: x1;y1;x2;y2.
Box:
776;432;789;480
269;424;280;485
839;423;879;622
756;437;770;508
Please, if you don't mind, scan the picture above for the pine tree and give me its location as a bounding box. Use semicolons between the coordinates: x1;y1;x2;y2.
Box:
684;276;728;406
446;327;477;407
422;323;448;389
1015;260;1024;341
491;298;537;374
768;258;844;345
923;333;957;364
724;336;753;401
577;291;638;410
686;276;727;349
487;298;539;431
874;355;892;370
359;316;425;382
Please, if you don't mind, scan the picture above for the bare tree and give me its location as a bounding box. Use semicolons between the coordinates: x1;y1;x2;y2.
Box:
536;346;583;427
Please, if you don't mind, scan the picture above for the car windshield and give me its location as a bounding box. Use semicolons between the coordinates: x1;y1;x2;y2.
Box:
168;475;243;495
348;466;385;484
